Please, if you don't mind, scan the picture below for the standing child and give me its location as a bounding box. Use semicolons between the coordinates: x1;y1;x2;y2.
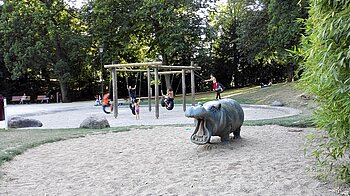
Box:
134;98;140;119
94;94;102;106
204;74;223;100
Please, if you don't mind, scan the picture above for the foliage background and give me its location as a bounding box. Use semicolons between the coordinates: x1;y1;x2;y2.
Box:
0;0;307;101
298;0;350;181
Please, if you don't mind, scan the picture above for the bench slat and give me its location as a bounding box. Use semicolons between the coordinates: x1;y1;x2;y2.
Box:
36;95;49;103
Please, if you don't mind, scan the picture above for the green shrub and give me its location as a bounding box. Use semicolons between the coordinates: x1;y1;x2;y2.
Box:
298;0;350;181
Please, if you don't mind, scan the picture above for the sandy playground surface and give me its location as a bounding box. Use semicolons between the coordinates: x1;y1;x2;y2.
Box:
0;125;347;195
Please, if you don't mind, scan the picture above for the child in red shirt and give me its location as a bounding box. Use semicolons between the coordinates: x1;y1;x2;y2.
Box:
204;74;222;100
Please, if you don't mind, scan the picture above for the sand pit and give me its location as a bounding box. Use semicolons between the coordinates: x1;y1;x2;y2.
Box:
0;125;340;195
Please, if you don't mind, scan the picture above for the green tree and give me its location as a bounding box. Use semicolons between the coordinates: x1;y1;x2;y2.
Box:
236;0;269;64
299;0;350;181
209;1;243;87
0;0;88;102
0;2;10;95
210;0;271;86
209;0;308;86
85;0;140;62
85;0;150;97
88;0;207;89
267;0;308;82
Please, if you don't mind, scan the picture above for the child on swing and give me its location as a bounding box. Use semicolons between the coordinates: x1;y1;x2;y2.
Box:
127;84;137;103
161;87;174;107
103;92;113;112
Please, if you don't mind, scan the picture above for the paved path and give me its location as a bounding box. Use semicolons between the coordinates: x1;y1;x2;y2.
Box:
0;101;301;129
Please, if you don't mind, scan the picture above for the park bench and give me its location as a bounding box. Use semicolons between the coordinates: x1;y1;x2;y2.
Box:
36;95;49;103
11;95;31;104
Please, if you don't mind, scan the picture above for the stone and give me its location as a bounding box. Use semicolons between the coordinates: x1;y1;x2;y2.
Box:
8;117;43;128
80;115;110;129
300;93;312;100
271;101;284;106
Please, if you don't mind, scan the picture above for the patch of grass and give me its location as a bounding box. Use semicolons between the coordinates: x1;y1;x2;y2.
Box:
224;83;315;109
244;115;316;128
170;82;316;112
0;127;129;166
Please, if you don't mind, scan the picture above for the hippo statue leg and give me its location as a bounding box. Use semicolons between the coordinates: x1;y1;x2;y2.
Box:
220;133;230;143
233;127;241;139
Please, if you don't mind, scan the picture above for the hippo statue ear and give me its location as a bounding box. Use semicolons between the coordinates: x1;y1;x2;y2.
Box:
214;103;221;110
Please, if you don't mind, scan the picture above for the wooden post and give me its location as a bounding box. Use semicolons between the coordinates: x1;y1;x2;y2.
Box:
104;61;162;68
182;69;186;112
111;68;118;118
4;98;8;130
154;68;159;119
191;61;195;106
147;68;151;112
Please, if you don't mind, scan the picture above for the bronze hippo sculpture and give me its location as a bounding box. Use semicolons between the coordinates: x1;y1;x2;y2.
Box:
185;98;244;145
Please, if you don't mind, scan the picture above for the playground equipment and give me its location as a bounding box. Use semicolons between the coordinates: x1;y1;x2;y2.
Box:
102;103;112;114
104;61;200;119
160;96;174;110
102;93;112;114
125;72;142;115
159;74;180;111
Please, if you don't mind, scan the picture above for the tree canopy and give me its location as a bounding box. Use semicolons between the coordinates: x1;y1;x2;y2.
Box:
0;0;309;99
0;0;89;102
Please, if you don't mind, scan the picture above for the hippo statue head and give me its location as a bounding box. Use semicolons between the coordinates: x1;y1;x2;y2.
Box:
185;99;244;145
185;102;218;144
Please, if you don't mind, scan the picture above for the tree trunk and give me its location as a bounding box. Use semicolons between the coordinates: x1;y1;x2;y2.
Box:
59;80;70;103
54;32;71;102
164;75;171;89
162;54;172;89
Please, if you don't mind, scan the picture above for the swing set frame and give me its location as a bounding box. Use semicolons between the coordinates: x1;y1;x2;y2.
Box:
104;61;200;119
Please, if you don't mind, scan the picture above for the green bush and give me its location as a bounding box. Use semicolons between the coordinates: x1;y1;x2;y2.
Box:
298;0;350;181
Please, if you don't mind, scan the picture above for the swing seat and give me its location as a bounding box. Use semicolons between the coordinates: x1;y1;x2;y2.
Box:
102;104;111;114
166;101;174;110
161;98;174;110
161;98;166;107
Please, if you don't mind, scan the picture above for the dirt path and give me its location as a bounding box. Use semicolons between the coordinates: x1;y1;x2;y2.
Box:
0;125;341;195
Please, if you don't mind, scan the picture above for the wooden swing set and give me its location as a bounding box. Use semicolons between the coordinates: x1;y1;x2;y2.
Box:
104;61;200;119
